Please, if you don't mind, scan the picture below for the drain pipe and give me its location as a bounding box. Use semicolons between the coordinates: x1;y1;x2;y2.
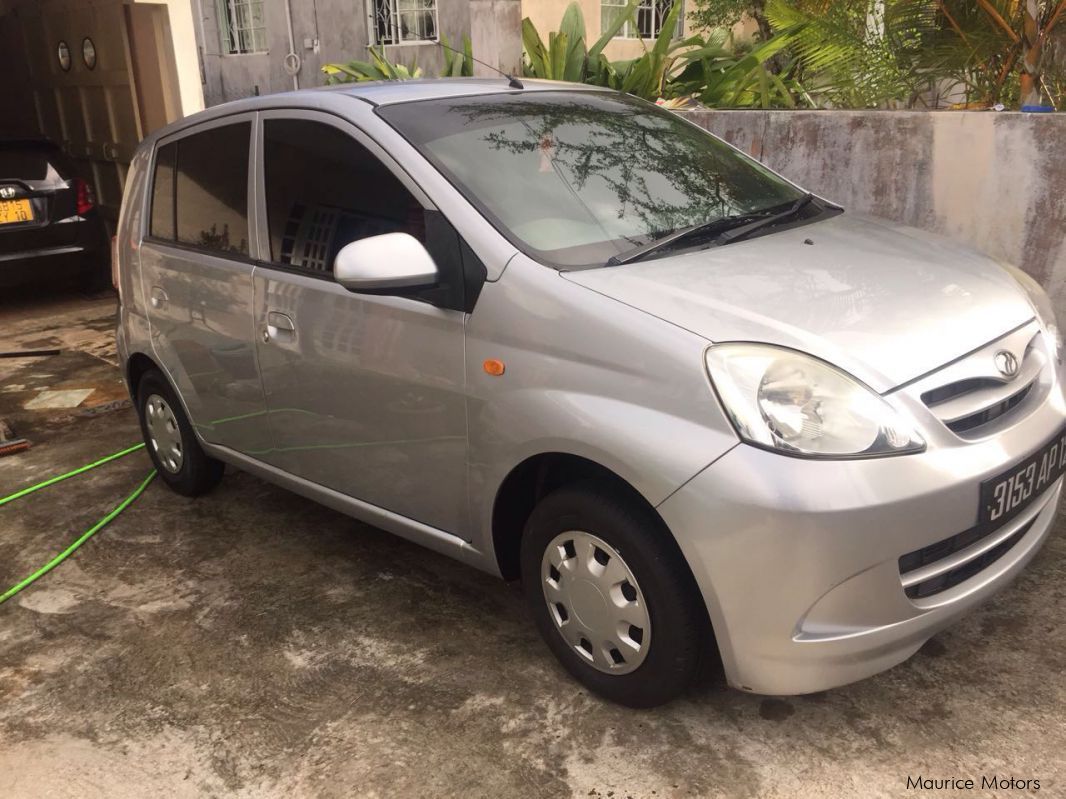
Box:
282;0;301;91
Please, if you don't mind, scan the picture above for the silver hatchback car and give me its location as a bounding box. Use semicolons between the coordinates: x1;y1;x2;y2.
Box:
115;79;1065;707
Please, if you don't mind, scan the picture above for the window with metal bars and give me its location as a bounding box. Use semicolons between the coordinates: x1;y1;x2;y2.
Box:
218;0;268;55
601;0;683;39
372;0;439;45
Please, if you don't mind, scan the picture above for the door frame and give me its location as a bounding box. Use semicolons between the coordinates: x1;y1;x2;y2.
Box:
246;107;474;537
146;110;262;263
139;110;271;451
249;107;436;270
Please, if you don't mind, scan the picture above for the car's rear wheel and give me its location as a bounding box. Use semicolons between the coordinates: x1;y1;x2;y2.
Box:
136;369;224;496
520;481;707;707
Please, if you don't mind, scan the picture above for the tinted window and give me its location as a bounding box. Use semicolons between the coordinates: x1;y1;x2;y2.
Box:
168;122;250;255
263;119;424;275
379;92;806;268
149;143;176;240
0;142;67;181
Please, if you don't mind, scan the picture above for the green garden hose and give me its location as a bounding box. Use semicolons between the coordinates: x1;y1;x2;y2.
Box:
0;443;155;606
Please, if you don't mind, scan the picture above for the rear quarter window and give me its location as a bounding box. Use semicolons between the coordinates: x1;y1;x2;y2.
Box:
149;143;176;240
147;122;251;257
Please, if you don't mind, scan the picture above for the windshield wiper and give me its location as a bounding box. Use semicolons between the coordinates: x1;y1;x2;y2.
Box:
605;193;818;267
713;192;816;246
606;213;767;266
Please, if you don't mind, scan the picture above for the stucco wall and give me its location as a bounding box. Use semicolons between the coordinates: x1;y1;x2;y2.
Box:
685;110;1066;314
469;0;523;77
136;0;204;116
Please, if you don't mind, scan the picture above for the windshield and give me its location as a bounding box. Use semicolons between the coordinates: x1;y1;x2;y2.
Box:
378;91;806;268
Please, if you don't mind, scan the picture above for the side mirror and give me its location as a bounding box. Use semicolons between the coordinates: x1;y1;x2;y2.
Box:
334;232;438;292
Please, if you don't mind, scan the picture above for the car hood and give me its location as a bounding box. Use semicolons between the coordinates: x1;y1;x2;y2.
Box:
563;213;1035;392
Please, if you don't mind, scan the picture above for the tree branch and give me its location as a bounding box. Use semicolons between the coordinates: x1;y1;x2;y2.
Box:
1041;0;1066;44
975;0;1021;43
937;0;973;49
991;46;1020;99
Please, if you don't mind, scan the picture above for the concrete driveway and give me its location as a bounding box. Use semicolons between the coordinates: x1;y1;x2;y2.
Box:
1;290;1063;798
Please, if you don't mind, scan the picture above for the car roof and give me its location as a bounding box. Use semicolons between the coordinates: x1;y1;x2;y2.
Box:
142;78;612;146
327;77;606;106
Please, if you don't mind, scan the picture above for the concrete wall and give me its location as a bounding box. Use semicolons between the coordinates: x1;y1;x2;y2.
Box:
194;0;520;106
469;0;522;77
685;110;1066;314
136;0;204;116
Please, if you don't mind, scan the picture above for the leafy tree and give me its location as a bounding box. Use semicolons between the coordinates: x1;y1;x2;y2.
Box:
688;0;774;41
765;0;1066;109
523;0;804;106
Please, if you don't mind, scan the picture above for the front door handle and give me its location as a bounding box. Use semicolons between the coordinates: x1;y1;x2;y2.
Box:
265;311;296;342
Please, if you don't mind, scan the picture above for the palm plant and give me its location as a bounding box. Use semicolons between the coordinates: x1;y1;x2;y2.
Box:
523;0;805;105
924;0;1065;107
763;0;932;107
669;25;809;106
591;0;707;99
764;0;1066;109
440;34;476;77
521;0;640;82
323;46;424;83
323;34;473;83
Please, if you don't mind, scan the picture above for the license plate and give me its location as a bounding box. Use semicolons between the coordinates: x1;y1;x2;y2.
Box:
980;425;1066;526
0;198;34;224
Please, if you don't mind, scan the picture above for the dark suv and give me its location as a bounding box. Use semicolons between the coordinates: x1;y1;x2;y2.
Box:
0;138;110;290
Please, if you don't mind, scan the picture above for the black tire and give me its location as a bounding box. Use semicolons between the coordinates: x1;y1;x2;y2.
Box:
136;369;224;497
520;481;708;708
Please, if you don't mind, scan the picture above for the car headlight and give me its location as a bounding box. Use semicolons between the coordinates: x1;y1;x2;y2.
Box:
705;344;925;458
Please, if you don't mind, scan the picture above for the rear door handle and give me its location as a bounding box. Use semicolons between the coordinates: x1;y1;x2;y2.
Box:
264;311;295;341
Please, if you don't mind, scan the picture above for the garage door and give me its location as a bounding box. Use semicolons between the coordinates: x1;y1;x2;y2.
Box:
4;0;182;224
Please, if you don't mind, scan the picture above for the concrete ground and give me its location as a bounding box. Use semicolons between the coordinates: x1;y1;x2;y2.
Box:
0;289;1063;799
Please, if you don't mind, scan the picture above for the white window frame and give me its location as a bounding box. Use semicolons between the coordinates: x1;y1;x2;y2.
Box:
602;0;683;40
218;0;268;55
370;0;440;46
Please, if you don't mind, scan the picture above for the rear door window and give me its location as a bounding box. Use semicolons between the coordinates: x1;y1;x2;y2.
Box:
261;118;424;276
149;122;250;256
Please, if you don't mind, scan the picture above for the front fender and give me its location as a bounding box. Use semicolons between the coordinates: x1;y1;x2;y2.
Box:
472;388;736;514
463;256;740;556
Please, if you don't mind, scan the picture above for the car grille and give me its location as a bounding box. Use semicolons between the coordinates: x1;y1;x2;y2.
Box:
899;519;1034;599
898;482;1057;600
915;323;1047;438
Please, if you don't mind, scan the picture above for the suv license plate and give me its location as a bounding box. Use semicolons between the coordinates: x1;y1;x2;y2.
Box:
0;198;33;224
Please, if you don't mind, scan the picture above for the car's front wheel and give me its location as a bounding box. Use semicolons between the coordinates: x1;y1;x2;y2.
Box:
520;481;707;707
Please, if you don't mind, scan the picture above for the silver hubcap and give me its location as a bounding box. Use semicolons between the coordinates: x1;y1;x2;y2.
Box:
541;531;651;675
145;394;183;473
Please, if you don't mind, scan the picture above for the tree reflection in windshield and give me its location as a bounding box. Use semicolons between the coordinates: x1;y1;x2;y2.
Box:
380;92;804;267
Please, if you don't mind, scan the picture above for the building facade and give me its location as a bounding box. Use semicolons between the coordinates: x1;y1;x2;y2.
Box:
194;0;522;106
521;0;698;62
0;0;204;220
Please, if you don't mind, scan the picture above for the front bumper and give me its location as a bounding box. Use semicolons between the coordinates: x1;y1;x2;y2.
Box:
658;382;1065;696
